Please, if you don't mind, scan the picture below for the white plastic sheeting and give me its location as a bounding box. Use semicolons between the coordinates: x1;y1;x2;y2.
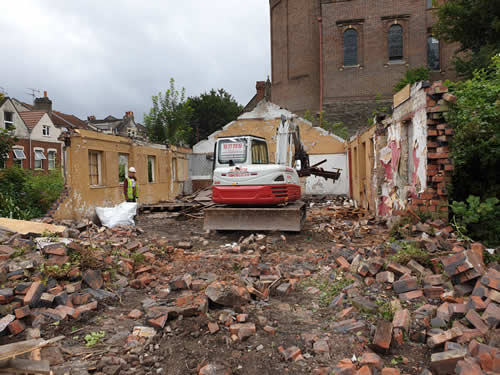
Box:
96;202;137;228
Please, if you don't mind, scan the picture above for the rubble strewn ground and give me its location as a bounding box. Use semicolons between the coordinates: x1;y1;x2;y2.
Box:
0;198;499;375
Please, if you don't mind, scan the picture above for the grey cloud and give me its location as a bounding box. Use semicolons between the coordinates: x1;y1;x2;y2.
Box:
0;0;270;121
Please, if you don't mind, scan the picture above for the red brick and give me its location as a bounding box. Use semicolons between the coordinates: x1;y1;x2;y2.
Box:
208;322;219;334
279;346;303;361
381;369;400;375
8;319;26;335
360;352;383;370
336;256;350;271
356;365;372;375
431;349;466;374
14;305;31;319
399;289;423;302
23;281;45;307
147;314;168;329
392;309;410;333
372;321;392;352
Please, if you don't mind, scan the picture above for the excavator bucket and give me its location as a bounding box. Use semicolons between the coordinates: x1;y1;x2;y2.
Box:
203;201;306;232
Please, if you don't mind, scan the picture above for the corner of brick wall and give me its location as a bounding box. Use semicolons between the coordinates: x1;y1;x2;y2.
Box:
44;185;71;219
409;81;457;219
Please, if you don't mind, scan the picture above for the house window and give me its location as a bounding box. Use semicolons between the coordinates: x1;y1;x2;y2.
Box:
118;153;129;183
343;29;358;66
388;24;403;61
42;125;50;137
89;150;103;186
426;0;433;9
13;148;26;168
48;151;56;170
34;149;46;169
148;156;155;183
4;112;14;130
427;36;441;70
172;158;177;181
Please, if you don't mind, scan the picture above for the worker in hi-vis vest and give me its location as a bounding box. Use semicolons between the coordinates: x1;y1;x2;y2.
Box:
124;167;139;202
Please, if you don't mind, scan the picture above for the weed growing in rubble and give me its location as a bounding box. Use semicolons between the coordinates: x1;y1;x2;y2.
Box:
84;331;105;347
39;263;75;280
389;242;431;267
10;247;27;258
300;275;354;307
376;300;395;321
41;230;59;241
388;217;413;239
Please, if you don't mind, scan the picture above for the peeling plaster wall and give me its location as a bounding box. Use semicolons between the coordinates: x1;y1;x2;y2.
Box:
54;130;191;220
375;83;428;216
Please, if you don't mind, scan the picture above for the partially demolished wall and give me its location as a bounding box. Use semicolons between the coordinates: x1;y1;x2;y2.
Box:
348;81;456;218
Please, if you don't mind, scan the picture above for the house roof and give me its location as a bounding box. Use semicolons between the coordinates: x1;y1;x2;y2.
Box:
0;96;8;108
50;111;89;130
18;111;46;130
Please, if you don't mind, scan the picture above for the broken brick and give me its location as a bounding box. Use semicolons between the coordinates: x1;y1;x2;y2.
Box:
360;352;383;370
147;314;168;329
313;339;329;354
393;277;418;294
376;271;394;284
82;269;103;290
14;305;31;319
427;327;462;348
430;349;467;374
208;322;219;334
481;302;500;328
372;321;392;352
466;296;487;312
392;309;410;333
279;346;303;361
8;319;26;335
336;256;350;271
399;289;423;302
386;262;411;276
380;369;400;375
23;281;45;307
466;310;489;334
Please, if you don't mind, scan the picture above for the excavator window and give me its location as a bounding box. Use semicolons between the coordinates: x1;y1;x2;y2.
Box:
251;140;269;164
218;138;247;164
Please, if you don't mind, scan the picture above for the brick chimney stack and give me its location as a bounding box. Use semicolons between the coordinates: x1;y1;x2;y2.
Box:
255;81;266;103
34;91;52;112
125;111;134;118
87;115;96;121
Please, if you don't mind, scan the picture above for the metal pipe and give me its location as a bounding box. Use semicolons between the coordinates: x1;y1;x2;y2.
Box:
318;17;324;115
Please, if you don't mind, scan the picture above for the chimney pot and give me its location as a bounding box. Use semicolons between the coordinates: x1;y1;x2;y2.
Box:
44;91;47;97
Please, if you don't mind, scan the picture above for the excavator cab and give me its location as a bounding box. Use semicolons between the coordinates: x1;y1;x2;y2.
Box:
212;135;301;205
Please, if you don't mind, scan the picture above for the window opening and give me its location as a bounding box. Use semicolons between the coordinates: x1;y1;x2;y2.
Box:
148;156;155;183
118;153;129;183
343;29;358;66
427;36;440;70
388;24;403;61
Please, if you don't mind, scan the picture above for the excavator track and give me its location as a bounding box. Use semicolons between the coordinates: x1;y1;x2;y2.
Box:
203;201;306;232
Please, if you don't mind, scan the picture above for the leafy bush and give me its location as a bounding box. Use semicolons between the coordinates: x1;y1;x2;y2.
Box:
394;66;430;92
450;195;500;247
447;55;500;202
0;167;64;219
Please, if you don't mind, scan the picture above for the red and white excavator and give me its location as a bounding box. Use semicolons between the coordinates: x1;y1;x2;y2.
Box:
203;115;341;232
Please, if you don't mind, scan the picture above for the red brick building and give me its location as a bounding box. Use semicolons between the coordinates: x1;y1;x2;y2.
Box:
269;0;457;134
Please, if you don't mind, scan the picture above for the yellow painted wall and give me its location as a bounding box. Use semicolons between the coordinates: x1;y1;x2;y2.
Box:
347;126;376;210
54;129;191;220
215;118;345;162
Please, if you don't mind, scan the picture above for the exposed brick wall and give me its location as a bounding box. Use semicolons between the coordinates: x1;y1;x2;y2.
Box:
45;185;71;219
323;99;392;133
409;81;455;216
3;139;62;172
269;0;458;135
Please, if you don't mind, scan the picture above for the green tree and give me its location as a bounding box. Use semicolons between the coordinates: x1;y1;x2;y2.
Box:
447;55;500;202
304;111;349;140
188;89;242;146
432;0;500;78
144;78;193;146
393;66;430;92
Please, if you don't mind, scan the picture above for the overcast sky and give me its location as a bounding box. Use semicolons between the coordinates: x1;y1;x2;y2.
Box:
1;1;270;122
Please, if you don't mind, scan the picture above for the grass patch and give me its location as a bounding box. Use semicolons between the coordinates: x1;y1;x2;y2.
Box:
389;242;431;267
376;300;395;321
300;274;354;307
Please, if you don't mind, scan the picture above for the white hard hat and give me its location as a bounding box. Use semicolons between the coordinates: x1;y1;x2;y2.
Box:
128;167;136;173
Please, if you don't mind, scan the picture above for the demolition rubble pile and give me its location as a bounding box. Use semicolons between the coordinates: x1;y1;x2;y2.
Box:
0;203;498;375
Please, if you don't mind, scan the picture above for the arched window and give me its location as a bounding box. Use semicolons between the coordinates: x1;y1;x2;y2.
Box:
344;29;358;66
427;36;440;70
388;24;403;61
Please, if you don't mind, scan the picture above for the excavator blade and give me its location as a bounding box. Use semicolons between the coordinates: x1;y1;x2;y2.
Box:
203;201;306;232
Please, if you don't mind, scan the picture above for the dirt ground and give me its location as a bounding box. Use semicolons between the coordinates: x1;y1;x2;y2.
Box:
14;203;432;375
